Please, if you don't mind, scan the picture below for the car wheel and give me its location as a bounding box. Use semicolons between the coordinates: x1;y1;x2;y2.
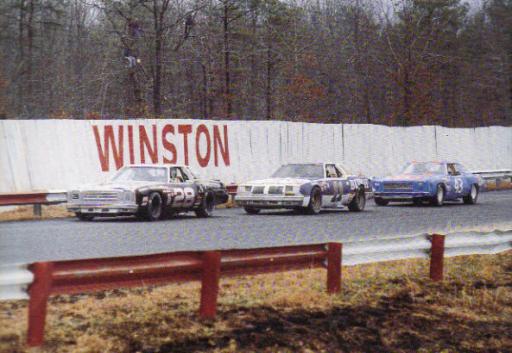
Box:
76;213;94;221
348;188;366;212
430;185;445;206
244;206;261;215
374;197;389;206
145;192;163;221
305;187;322;215
195;192;215;218
463;184;478;205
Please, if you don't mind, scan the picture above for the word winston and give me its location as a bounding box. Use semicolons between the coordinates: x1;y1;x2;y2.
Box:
92;124;230;172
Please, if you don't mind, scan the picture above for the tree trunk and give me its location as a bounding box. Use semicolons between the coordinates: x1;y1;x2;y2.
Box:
265;41;272;120
223;2;232;119
153;35;162;116
27;0;34;116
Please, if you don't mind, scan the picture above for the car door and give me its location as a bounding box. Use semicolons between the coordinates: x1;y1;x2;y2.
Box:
455;163;470;196
447;163;464;199
168;167;185;208
177;167;196;207
323;164;344;207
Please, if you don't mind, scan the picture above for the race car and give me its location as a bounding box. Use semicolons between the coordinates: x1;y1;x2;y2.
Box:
235;163;370;214
67;164;229;221
372;161;481;206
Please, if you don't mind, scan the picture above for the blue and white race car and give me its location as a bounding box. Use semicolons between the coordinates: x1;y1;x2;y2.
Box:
235;163;371;214
372;161;481;206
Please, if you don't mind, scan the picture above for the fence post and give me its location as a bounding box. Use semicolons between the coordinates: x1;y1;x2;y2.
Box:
27;262;54;347
429;234;445;281
199;251;221;319
327;242;342;294
33;204;42;217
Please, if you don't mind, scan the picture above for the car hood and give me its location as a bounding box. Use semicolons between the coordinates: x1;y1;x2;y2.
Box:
244;177;312;186
71;181;165;193
378;174;441;182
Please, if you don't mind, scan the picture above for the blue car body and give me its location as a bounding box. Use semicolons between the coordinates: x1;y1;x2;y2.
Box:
372;161;481;205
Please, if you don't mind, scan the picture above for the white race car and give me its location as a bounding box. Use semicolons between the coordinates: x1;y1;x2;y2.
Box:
235;163;371;214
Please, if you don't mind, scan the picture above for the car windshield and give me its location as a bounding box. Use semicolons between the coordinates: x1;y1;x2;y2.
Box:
401;162;445;175
112;167;168;182
271;164;324;179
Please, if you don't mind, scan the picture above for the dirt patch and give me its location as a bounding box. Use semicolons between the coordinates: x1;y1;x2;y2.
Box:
0;252;511;353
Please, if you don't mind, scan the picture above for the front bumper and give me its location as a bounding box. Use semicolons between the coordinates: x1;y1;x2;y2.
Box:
235;194;307;208
373;191;432;200
67;203;139;215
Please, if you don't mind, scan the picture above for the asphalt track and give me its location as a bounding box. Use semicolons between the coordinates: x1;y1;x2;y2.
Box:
1;190;511;265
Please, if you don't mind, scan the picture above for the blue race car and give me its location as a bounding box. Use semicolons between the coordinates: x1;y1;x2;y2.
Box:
235;163;371;214
372;161;481;206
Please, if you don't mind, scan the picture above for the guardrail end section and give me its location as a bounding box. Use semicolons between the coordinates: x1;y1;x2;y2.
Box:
27;262;54;347
429;234;445;282
199;251;221;319
327;243;342;294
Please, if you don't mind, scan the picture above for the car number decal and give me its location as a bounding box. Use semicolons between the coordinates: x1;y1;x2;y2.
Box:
349;178;369;190
454;178;463;193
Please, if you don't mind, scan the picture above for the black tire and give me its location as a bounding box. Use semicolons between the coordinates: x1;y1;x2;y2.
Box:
145;192;163;221
430;184;445;206
348;188;366;212
195;192;215;218
463;184;479;205
76;213;94;221
413;198;423;206
305;187;322;215
374;197;389;206
244;206;261;215
162;208;176;219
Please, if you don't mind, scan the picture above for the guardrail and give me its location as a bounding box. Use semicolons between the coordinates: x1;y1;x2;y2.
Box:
0;191;67;216
471;169;512;190
0;229;510;347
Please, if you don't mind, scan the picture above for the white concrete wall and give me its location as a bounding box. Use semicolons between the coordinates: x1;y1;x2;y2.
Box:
0;119;510;192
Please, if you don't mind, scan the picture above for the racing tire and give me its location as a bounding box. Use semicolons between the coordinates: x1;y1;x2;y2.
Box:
305;187;322;215
463;184;479;205
244;206;261;215
162;208;176;219
348;188;366;212
145;192;163;221
430;185;445;207
76;213;94;221
195;192;215;218
374;197;389;206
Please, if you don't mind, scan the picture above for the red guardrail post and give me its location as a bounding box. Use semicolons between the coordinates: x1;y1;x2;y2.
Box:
199;251;221;319
429;234;445;281
327;243;342;294
27;262;54;347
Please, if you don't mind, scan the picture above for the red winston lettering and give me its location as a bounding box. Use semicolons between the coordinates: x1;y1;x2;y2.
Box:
92;124;230;171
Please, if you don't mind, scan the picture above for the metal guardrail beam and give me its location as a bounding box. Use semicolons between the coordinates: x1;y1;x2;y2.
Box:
0;191;67;216
0;229;510;347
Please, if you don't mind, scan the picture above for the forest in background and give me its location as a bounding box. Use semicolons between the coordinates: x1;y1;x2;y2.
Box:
0;0;511;127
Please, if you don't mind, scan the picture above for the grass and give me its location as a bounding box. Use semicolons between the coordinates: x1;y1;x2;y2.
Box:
0;205;72;222
0;251;510;353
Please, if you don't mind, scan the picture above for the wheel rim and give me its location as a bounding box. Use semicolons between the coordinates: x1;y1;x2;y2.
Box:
151;196;161;218
437;187;443;204
471;185;477;199
312;191;321;211
358;192;365;209
206;197;214;213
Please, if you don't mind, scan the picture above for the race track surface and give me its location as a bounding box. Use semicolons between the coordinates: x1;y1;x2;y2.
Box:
1;190;511;265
